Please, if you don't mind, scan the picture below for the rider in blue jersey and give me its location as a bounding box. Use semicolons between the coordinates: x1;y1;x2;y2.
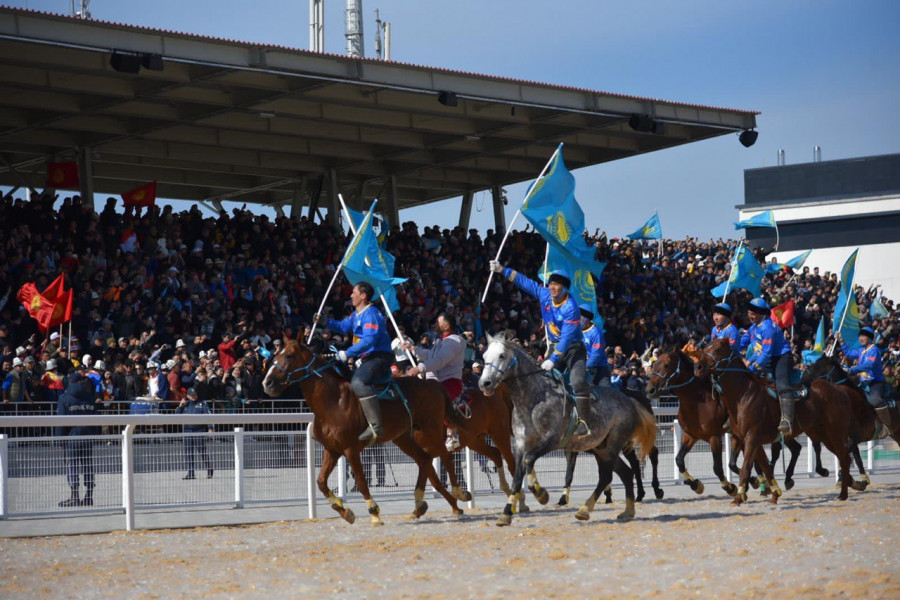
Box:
710;302;740;349
744;297;796;434
842;326;891;432
490;260;591;436
580;304;610;387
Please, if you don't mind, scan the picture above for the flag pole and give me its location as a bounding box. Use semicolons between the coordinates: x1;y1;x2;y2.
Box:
827;249;859;356
481;143;563;304
720;243;741;301
306;198;378;343
774;221;780;251
542;243;551;355
337;195;418;369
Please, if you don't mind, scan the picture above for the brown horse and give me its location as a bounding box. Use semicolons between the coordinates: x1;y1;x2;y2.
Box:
695;338;861;503
262;338;470;525
452;386;518;493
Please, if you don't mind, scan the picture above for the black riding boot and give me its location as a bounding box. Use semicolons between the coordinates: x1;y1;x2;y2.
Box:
357;395;384;446
574;395;592;436
59;488;80;507
778;394;795;435
875;406;892;434
81;487;94;506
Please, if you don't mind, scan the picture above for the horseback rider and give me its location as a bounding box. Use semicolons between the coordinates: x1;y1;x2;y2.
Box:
841;327;892;432
710;302;741;349
580;304;610;387
404;312;466;452
489;260;591;436
741;297;795;434
321;281;393;445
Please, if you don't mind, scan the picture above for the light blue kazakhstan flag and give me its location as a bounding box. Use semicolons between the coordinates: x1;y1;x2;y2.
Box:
520;145;605;275
870;297;889;319
833;249;860;350
765;249;812;274
734;210;776;230
626;212;662;240
340;208;406;311
802;318;827;365
539;245;606;330
710;244;765;298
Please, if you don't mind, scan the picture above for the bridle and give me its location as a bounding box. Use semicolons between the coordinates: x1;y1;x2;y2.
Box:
650;353;695;391
268;348;337;386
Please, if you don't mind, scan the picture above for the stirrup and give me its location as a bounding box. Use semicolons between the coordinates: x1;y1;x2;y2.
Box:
574;418;591;437
358;424;379;447
778;418;792;435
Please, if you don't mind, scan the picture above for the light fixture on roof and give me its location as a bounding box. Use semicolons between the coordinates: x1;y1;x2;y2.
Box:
259;112;276;119
141;53;164;72
110;51;165;74
628;114;661;134
437;91;458;107
739;129;759;148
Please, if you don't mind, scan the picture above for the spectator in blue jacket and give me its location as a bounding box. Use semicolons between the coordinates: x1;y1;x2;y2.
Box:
744;298;796;434
56;373;100;507
175;387;214;479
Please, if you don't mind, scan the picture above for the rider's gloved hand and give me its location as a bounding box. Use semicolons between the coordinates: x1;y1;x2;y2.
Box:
337;350;349;363
541;359;555;372
489;260;503;273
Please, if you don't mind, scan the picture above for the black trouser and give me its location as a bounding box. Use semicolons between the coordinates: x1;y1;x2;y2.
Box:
588;365;611;387
769;351;792;395
554;343;589;397
66;439;94;490
184;435;211;474
864;381;887;409
351;352;393;398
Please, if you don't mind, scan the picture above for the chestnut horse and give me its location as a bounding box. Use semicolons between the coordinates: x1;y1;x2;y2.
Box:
262;339;469;525
695;338;861;503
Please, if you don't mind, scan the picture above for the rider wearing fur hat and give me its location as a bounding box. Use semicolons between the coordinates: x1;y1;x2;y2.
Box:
841;326;892;432
490;261;592;436
741;297;795;434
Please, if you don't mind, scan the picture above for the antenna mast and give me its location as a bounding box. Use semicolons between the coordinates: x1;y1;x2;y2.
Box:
72;0;91;19
345;0;364;58
309;0;324;52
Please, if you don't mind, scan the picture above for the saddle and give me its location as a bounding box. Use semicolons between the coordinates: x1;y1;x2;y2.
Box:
759;369;808;400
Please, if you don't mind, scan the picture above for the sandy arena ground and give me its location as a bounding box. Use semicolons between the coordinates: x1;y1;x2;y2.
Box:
2;479;899;599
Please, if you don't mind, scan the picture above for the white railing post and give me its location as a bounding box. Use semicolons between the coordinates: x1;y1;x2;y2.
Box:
0;434;8;520
464;448;475;509
121;424;135;532
833;454;839;483
234;427;244;508
867;440;874;473
672;420;682;481
337;456;347;497
431;457;441;497
806;436;814;477
306;427;317;520
724;433;732;483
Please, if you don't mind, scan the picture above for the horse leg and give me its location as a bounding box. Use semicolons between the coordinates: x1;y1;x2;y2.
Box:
812;440;830;477
524;438;555;506
752;446;782;504
344;448;382;526
575;453;619;522
468;436;508;493
849;442;869;492
677;435;704;494
709;436;736;496
729;440;758;489
782;437;802;491
648;445;664;499
319;450;356;524
733;437;760;505
557;451;577;506
497;444;527;527
393;435;461;517
437;446;473;503
624;448;645;502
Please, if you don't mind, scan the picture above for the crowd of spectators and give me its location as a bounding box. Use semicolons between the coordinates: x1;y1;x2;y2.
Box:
1;191;898;411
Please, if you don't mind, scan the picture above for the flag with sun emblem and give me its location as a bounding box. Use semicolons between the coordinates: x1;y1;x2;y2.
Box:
122;181;157;208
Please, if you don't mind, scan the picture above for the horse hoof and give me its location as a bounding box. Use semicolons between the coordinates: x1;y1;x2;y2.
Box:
817;467;830;478
760;488;771;497
519;504;530;513
457;490;473;502
452;508;464;516
654;488;665;500
749;477;759;490
616;510;634;521
533;487;549;505
575;507;591;521
496;514;512;527
635;492;645;503
851;480;868;492
604;494;613;505
722;482;738;497
838;492;848;501
412;501;429;519
692;480;704;495
556;494;568;507
342;508;356;525
769;493;779;505
784;478;795;491
371;515;384;526
861;474;871;485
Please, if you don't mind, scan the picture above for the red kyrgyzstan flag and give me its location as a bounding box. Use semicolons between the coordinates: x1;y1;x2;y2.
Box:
16;283;57;333
770;299;795;329
121;181;157;207
45;162;80;189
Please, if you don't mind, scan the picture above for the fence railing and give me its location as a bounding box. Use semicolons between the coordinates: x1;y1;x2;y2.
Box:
1;403;897;533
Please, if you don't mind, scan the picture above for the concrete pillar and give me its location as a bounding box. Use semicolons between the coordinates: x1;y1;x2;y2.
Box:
491;184;506;234
458;189;474;231
383;175;400;228
326;169;340;228
77;147;95;208
289;179;307;221
307;175;325;222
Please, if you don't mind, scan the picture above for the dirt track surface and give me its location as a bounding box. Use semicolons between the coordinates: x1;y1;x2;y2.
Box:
3;482;900;599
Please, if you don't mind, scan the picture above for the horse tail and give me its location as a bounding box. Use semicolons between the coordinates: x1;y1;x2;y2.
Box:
628;398;657;462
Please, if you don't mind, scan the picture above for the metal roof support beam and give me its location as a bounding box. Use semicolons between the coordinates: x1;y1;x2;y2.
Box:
326;169;340;228
77;146;94;206
384;175;400;229
458;189;473;232
289;179;306;221
491;184;506;235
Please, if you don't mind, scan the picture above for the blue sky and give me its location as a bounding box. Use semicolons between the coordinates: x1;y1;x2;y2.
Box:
11;0;900;239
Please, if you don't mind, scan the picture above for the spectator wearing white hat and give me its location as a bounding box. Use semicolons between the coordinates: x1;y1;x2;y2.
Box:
40;358;65;404
146;361;169;403
166;358;184;408
3;357;32;403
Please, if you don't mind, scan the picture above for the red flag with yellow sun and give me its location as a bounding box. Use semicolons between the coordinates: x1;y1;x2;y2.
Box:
121;181;157;207
17;275;73;333
45;162;80;189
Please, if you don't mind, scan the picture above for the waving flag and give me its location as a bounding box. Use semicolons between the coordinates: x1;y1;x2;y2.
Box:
340;208;406;311
45;161;80;189
539;245;605;328
710;244;765;298
626;212;662;240
870;297;889;319
121;181;157;208
765;249;812;274
734;210;776;230
802;318;826;365
520;146;605;275
832;249;860;350
770;299;795;329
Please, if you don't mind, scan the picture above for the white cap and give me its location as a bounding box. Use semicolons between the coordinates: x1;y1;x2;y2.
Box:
146;361;158;369
175;339;186;348
46;359;57;370
12;357;22;367
198;350;206;359
50;332;60;341
15;346;25;355
82;354;93;366
95;360;106;371
164;359;176;370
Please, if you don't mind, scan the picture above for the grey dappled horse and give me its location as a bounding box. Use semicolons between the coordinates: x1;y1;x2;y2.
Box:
478;330;657;526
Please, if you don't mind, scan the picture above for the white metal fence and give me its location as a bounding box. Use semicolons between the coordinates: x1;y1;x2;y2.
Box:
1;404;898;532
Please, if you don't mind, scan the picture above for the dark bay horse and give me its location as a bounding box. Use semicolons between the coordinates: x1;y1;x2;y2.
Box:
262;339;469;525
479;331;657;525
695;338;861;503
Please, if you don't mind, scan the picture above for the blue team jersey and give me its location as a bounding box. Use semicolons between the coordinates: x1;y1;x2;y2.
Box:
744;318;791;371
843;343;884;383
327;304;392;358
711;323;741;349
582;324;606;369
504;268;582;364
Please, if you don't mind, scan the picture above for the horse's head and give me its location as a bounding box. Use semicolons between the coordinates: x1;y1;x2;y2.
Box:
262;337;316;397
478;330;518;397
694;337;732;380
646;347;690;398
802;355;848;385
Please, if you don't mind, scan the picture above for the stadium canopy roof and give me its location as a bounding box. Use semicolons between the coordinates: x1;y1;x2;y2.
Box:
0;6;758;218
